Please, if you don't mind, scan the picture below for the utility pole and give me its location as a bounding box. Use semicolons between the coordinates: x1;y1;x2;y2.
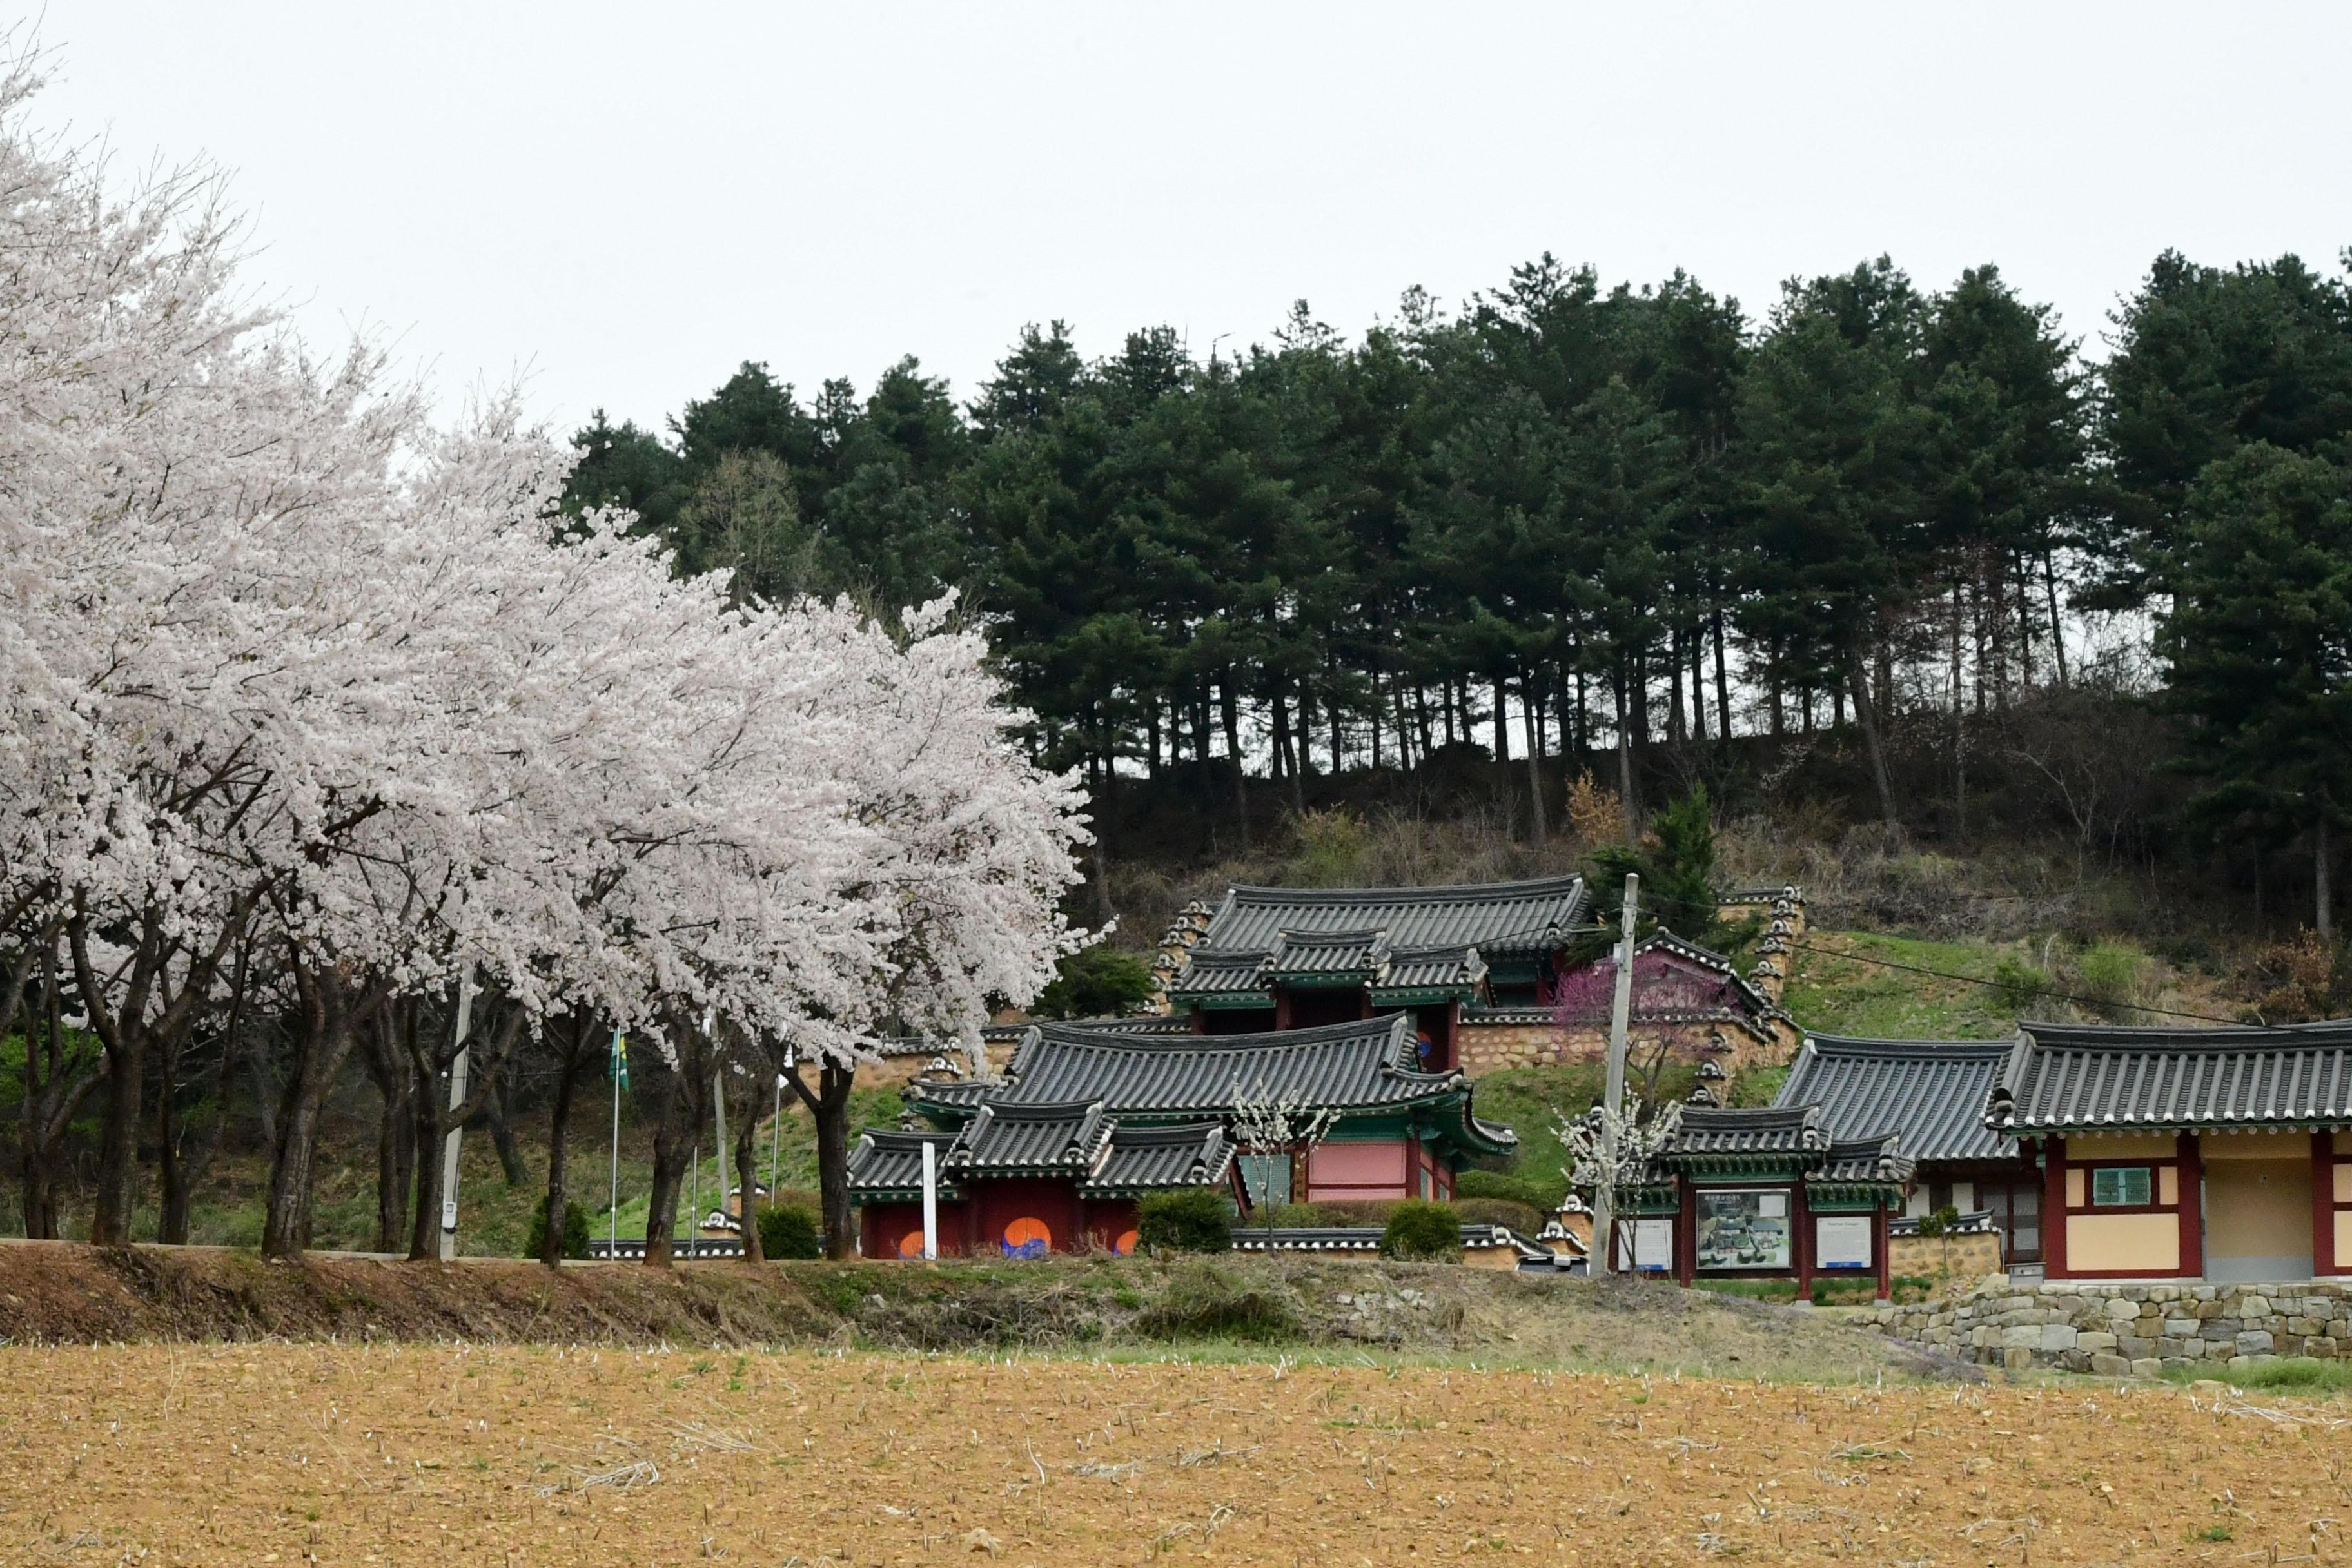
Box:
921;1139;938;1262
1593;874;1638;1275
609;1029;625;1257
436;974;477;1261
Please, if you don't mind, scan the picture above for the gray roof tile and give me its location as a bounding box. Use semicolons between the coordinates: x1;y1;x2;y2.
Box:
957;1101;1113;1175
1778;1034;2017;1163
1083;1122;1235;1195
1200;875;1588;959
1992;1019;2352;1132
845;1128;961;1198
1668;1105;1830;1158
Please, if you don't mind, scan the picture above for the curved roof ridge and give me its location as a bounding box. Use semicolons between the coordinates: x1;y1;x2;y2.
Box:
1225;872;1587;900
1803;1032;2017;1055
2024;1019;2352;1048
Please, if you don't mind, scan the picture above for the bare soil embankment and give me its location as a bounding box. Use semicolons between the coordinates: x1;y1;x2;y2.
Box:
0;1240;1970;1379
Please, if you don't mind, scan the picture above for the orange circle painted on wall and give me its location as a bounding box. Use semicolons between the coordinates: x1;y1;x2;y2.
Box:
1001;1217;1053;1258
1113;1229;1139;1257
897;1230;925;1259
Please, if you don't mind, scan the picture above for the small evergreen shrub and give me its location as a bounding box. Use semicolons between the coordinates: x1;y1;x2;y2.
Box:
524;1194;591;1260
758;1203;823;1260
1135;1188;1232;1254
1379;1199;1459;1262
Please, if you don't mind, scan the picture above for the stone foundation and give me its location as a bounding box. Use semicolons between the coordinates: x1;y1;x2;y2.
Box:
1866;1277;2352;1375
1458;1020;1786;1078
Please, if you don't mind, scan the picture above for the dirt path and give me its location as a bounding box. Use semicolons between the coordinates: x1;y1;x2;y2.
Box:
6;1344;2344;1565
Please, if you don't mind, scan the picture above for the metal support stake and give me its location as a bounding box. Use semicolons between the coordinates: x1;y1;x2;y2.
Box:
436;973;477;1261
1594;873;1638;1275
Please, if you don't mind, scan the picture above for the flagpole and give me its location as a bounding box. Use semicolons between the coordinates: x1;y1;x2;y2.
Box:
609;1029;623;1257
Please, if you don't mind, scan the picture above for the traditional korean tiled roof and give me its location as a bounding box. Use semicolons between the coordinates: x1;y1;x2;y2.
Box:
1988;1019;2352;1133
1812;1133;1916;1186
1779;1034;2017;1163
1666;1105;1830;1159
1166;946;1276;1000
1263;928;1393;981
1198;875;1588;960
845;1128;963;1200
903;1015;1516;1155
1083;1122;1235;1195
956;1101;1113;1176
1373;944;1489;1003
1229;1224;1554;1261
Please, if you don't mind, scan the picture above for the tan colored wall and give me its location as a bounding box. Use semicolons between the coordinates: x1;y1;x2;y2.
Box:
2201;1131;2308;1161
1461;1245;1522;1271
2204;1159;2312;1260
2066;1213;2180;1273
1887;1229;2002;1286
2335;1211;2352;1265
2068;1132;2178;1159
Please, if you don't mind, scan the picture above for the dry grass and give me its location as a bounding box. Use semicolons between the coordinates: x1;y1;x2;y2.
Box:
6;1344;2347;1564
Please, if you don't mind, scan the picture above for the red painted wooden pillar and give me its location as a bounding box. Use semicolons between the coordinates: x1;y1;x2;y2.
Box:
1676;1180;1696;1286
2315;1130;2336;1277
1793;1182;1813;1295
1875;1206;1892;1302
2042;1137;2068;1279
1273;989;1293;1030
2176;1130;2202;1279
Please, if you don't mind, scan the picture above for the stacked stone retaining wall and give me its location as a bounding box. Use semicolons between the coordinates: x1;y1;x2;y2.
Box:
1867;1278;2352;1375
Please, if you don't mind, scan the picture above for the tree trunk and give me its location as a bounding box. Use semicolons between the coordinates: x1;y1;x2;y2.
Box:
362;1009;416;1255
539;1041;582;1268
1712;611;1733;746
484;1083;527;1187
1219;674;1250;850
1847;649;1901;836
1612;665;1641;839
2318;812;2334;942
262;969;387;1260
2042;551;2070;689
642;1057;690;1269
406;1047;447;1262
1521;677;1549;842
789;1062;858;1259
1667;627;1687;745
734;1084;765;1265
1492;678;1511;765
1949;582;1966;836
155;1037;186;1247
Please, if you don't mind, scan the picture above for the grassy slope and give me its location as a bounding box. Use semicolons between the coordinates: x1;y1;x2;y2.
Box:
1782;929;2022;1040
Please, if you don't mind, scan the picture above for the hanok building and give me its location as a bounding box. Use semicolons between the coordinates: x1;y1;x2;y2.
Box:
1612;1105;1914;1297
1151;877;1801;1076
847;1106;1239;1260
1986;1020;2352;1284
1777;1034;2043;1267
853;1014;1519;1257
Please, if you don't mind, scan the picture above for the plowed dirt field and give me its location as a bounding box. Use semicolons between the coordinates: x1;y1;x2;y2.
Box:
5;1344;2347;1565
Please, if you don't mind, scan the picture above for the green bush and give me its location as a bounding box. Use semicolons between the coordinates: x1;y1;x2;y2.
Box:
1035;945;1157;1020
757;1203;823;1259
524;1194;591;1260
1379;1199;1459;1262
2075;941;2149;1021
1450;1197;1542;1234
1135;1188;1233;1254
1454;1168;1561;1211
1992;954;2053;1015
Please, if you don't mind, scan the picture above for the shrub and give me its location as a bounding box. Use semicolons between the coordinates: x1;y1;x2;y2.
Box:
1450;1197;1542;1235
2074;941;2148;1021
1992;954;2053;1016
1379;1199;1459;1262
758;1203;823;1260
524;1194;590;1260
1454;1168;1560;1211
1135;1260;1302;1342
1135;1188;1232;1254
1035;945;1157;1020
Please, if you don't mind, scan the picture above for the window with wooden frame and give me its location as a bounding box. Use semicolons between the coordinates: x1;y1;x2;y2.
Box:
2063;1159;2178;1215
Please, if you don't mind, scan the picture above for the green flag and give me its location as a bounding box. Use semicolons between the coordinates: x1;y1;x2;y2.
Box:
611;1030;629;1090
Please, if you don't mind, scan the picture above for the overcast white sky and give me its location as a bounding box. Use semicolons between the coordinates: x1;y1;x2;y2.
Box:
25;4;2352;436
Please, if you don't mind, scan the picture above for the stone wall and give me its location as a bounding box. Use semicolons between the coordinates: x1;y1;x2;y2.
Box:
1458;1020;1784;1078
1886;1229;2001;1284
1865;1278;2352;1375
